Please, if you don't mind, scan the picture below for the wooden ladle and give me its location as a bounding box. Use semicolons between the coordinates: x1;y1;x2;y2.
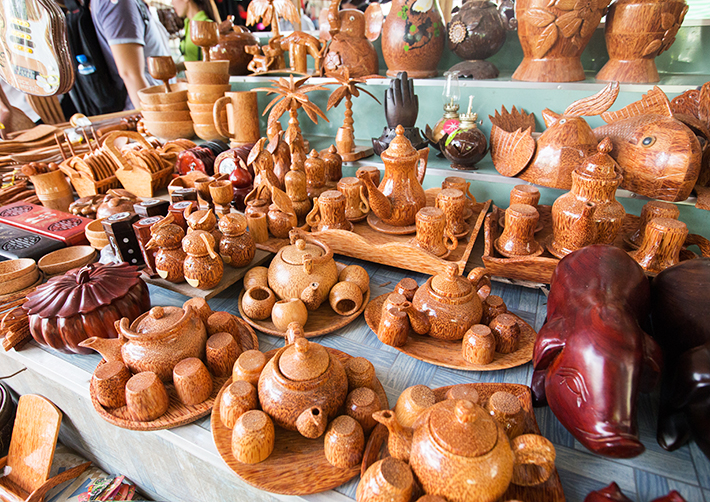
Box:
147;56;176;93
190;20;220;62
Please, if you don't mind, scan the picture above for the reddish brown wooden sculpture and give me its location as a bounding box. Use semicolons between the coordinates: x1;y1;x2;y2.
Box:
532;245;662;458
584;482;687;502
322;0;379;77
651;258;710;461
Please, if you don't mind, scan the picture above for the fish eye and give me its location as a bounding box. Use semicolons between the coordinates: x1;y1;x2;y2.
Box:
559;119;566;124
642;136;656;147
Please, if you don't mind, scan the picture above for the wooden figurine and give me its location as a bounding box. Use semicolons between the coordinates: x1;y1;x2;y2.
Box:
359;125;428;228
651;259;710;461
209;18;260;76
513;0;610;82
267;130;292;187
267;186;298;238
285;162;312;222
305;150;327;198
326;67;379;162
257;323;349;438
593;86;702;202
372;73;428;155
447;0;516;79
146;218;187;283
489;82;619;189
322;145;343;183
321;0;379;77
374;400;556;502
182;230;224;289
218;213;256;268
596;0;687;83
532;245;663;458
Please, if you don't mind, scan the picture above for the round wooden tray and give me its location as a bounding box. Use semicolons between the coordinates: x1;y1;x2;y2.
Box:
361;382;565;502
364;293;536;371
238;287;371;338
212;347;389;495
88;315;258;431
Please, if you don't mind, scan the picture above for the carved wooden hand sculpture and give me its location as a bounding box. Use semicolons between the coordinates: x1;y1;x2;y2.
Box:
651;258;710;461
532;244;663;458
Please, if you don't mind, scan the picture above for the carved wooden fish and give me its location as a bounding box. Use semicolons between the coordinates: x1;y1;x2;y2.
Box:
593;86;702;202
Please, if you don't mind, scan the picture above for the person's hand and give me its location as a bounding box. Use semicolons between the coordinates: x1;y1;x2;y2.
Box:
384;72;419;128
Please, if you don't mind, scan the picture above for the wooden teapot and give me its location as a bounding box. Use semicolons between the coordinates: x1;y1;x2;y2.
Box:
373;399;556;502
258;323;348;438
267;228;339;310
79;305;207;383
410;263;491;340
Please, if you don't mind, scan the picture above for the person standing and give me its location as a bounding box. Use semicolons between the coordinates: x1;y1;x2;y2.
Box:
91;0;172;109
172;0;218;62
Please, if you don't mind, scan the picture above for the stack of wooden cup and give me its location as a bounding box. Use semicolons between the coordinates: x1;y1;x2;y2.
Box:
138;82;193;140
185;61;231;141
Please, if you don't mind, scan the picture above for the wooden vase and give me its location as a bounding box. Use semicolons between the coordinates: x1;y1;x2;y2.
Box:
513;0;610;81
381;0;445;78
596;0;688;83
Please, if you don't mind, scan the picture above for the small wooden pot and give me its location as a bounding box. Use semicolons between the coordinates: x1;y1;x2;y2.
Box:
125;371;169;422
243;266;269;290
481;295;507;325
356;457;415;502
394;385;435;428
173;357;213;406
346;387;382;434
206;332;241;377
242;286;276;320
233;350;267;387
489;313;521;354
231;410;275;464
271;298;308;332
486;390;526;439
345;357;376;392
92;361;131;408
324;415;365;469
462;324;496;365
329;281;364;316
220;380;258;429
338;265;370;295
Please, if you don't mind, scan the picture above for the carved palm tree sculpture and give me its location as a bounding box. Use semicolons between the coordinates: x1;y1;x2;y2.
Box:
326;67;380;161
246;0;300;39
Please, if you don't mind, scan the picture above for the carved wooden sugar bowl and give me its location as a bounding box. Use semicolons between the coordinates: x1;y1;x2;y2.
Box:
258;323;348;438
24;263;150;354
411;263;491;340
79;305;207;383
267;229;339;311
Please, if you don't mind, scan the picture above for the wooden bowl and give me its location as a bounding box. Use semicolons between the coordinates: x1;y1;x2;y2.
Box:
190;111;222;125
187;91;227;104
141;110;193;122
143;120;195;140
38;246;97;276
184;60;230;74
137;83;189;105
194;123;226;141
0;266;39;295
141;102;189;112
187;83;231;95
187;102;216;114
186;72;230;85
0;258;36;282
85;219;110;250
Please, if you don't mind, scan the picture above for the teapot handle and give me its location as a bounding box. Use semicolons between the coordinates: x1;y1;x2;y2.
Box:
511;434;556;486
416;147;429;185
305;196;321;228
467;267;491;301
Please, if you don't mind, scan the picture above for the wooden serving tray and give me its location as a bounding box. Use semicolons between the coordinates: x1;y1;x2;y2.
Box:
212;347;389;496
256;190;491;276
361;383;565;502
88;316;258;431
482;204;641;284
364;292;535;371
238;287;370;338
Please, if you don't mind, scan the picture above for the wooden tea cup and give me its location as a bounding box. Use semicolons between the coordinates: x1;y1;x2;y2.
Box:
489;313;521;354
494;204;543;258
345;357;376;392
338;264;370;295
356;457;415;502
233;350;267;387
481;295;507;325
194;176;215;209
627;201;680;249
462;324;496;365
337;177;370;221
329;280;363;316
486;391;526;440
355;166;381;188
271;298;308;332
445;383;480;404
435;188;467;236
206;332;241;377
220;380;258;429
413;207;458;257
510;434;556;487
246;212;269;243
92;361;131;408
377;304;410;348
242;286;276;320
442;175;476;207
394;385;435;428
630;217;688;274
324;415;365;469
125;371;169;422
306;190;352;232
206;311;241;338
243;266;268;290
173;357;213;406
231;410;275;464
209;180;234;215
510;184;541;207
394;277;419;301
147;55;176;92
345;386;382;434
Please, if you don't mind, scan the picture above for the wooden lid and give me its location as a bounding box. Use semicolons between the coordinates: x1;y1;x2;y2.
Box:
182;230;215;254
429;400;498;457
281;239;324;265
576;137;622;181
218;213;247;235
430;263;472;299
381;125;418;163
279;338;329;382
135;306;186;334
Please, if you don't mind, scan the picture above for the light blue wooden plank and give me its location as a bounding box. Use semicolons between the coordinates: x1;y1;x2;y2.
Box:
636;470;671;502
475;362;532;384
533;407;577;448
555;444;637;494
666;480;705;502
382;352;437;391
691;442;710;490
556;471;638;502
334;475;360;499
428;367;482;388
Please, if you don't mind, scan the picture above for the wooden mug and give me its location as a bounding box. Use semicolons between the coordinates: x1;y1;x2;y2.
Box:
630;217;688;274
345;357;376;391
213;91;260;147
481;295;507;325
413;207;458;257
510;185;540;208
486;391;526;439
345;386;382;434
442;176;476;205
306;190;351;232
495;204;542;258
435;188;467;236
337;177;370;221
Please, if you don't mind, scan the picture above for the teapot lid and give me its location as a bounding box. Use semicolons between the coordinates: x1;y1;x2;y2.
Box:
430;263;472;298
381;125;418;163
282;239;324;265
279;337;330;381
576;137;622;181
429;399;498;457
136;306;186;334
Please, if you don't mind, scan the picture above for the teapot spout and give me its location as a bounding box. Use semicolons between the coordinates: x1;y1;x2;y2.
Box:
372;410;413;463
404;305;430;335
300;282;323;310
357;170;392;220
296;406;328;438
78;334;125;363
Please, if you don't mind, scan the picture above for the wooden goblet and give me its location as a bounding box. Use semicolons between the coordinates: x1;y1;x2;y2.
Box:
190;20;219;62
147;56;176;93
209;180;234;216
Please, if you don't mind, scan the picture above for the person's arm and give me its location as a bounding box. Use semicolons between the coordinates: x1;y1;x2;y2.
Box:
110;43;149;109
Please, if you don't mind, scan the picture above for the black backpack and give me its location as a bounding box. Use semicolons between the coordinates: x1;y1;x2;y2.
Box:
64;0;128;116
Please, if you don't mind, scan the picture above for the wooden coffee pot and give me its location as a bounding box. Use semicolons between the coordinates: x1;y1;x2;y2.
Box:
258;323;348;438
373;399;556;502
267;229;339;310
79;305;207;383
410;263;491;340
